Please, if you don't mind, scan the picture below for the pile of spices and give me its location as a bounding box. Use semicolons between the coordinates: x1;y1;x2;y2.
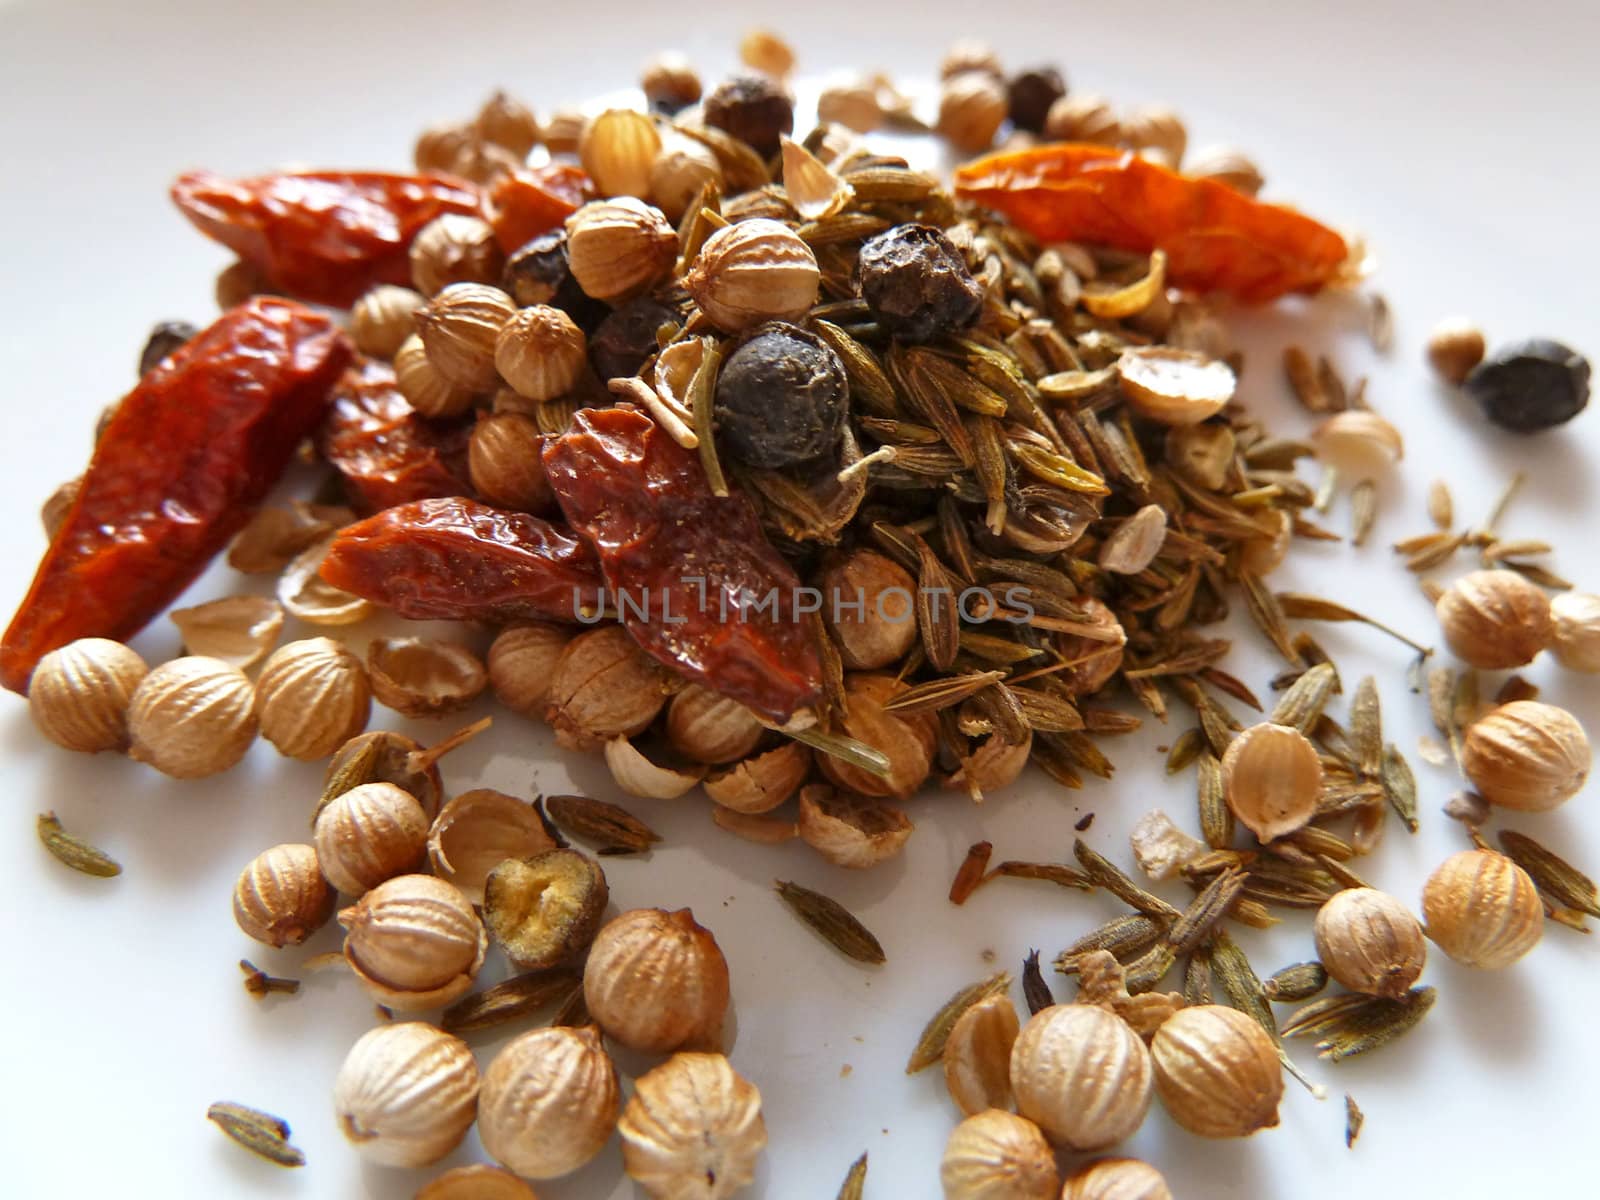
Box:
6;27;1595;1198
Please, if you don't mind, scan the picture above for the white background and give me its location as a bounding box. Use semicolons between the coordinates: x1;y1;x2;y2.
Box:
0;1;1596;1197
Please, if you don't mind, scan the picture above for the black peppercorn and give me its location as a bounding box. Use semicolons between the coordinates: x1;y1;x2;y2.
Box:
138;320;198;376
502;231;609;332
714;322;849;469
1007;67;1066;134
856;224;985;343
588;294;684;382
1464;339;1591;432
702;74;794;158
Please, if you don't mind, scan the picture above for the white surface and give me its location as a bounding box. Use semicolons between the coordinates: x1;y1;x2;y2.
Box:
1;1;1597;1197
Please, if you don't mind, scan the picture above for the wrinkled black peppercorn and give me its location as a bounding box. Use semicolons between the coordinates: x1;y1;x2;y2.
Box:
502;231;609;332
138;320;198;376
714;322;849;469
1464;339;1591;432
1007;67;1066;134
856;224;985;342
588;295;684;382
702;75;794;158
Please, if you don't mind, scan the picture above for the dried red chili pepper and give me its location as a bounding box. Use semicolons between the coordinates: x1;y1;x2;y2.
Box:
318;497;602;624
953;144;1352;302
316;359;473;513
1;298;352;694
171;170;482;307
488;164;596;253
543;405;823;722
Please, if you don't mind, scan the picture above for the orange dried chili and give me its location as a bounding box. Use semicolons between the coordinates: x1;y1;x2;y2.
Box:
1;298;352;693
953;144;1351;302
487;164;596;253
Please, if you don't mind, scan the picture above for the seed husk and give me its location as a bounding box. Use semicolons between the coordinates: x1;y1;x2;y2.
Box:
949;841;994;905
544;793;660;855
1498;830;1600;919
1261;961;1329;1003
1350;478;1378;546
440;968;582;1035
776;880;885;965
1021;949;1054;1015
206;1102;305;1168
1345;1094;1365;1148
906;971;1012;1073
1276;592;1433;657
1122;942;1177;994
1380;744;1420;833
886;671;1006;715
836;1152;868;1200
36;812;120;878
1239;572;1303;665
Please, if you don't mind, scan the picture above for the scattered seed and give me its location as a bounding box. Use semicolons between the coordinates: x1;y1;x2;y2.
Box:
836;1152;868;1200
1073;838;1181;920
207;1102;305;1168
545;793;660;855
36;812;121;878
1262;961;1328;1003
988;861;1093;891
906;971;1012;1073
776;880;885;965
1021;950;1054;1015
441;968;582;1035
1498;830;1600;920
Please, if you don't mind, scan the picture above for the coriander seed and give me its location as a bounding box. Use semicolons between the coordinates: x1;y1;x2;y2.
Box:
232;843;335;947
415;282;516;391
479;1025;621;1180
475;89;540;158
565;197;679;303
487;620;571;716
1043;92;1121;144
1313;887;1427;999
1010;1004;1152;1150
333;1022;479;1167
494;303;588;401
313;780;429;895
666;683;764;764
427;788;556;904
394;333;474;418
649;134;725;223
820;549;918;670
1460;699;1590;811
254;637;371;760
339;873;487;1011
1422;849;1544;968
28;637;147;753
940;40;1003;80
579;108;662;198
1435;569;1552;669
1151;1005;1283;1138
1549;591;1600;672
484;848;609;970
619;1052;767;1200
127;656;257;778
544;625;672;751
938;71;1008;153
583;907;730;1053
1062;1158;1173;1200
941;1109;1058;1200
410;213;504;297
351;284;425;359
468;413;555;512
684;220;820;332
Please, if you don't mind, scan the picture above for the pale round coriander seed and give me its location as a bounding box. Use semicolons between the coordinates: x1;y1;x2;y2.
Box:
313;780;429;895
494;303;588;402
684;218;820;332
28;637;147;753
479;1024;621;1180
339;874;487;1011
584;907;730;1053
1009;1003;1152;1151
1313;887;1427;999
487;621;572;716
127;655;257;778
254;637;371;760
565;197;679;304
940;1108;1058;1200
1460;699;1590;811
333;1022;479;1168
1062;1158;1174;1200
415;282;516;392
1422;848;1544;968
351;284;426;359
619;1052;767;1200
1151;1004;1283;1138
232;842;334;948
1549;591;1600;672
